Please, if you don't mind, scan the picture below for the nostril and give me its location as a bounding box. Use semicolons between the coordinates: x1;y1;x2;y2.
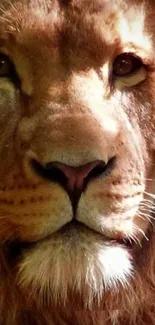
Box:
31;157;116;190
85;157;116;183
46;160;107;192
31;157;116;213
31;159;68;187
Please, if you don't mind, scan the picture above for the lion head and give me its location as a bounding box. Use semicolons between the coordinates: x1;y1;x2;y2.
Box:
0;0;155;324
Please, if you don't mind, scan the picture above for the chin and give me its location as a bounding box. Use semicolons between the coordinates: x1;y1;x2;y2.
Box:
17;222;133;307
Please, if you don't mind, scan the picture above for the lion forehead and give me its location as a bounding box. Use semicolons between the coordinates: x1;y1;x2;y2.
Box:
0;0;150;54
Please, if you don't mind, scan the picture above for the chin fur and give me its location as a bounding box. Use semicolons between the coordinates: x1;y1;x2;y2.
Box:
17;230;132;308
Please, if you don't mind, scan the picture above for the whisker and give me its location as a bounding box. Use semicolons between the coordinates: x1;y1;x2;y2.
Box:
139;203;154;209
140;205;155;210
144;191;155;199
141;198;155;204
130;233;142;247
132;224;149;242
144;178;155;182
138;211;154;219
139;206;155;213
138;214;154;226
140;213;155;221
140;199;155;207
139;205;155;214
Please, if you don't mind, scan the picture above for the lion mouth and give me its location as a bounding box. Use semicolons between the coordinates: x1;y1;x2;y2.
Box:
7;220;134;261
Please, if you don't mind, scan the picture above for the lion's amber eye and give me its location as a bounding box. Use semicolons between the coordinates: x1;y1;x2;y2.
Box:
0;53;14;77
113;53;143;77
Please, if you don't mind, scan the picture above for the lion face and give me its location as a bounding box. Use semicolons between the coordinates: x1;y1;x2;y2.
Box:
0;0;155;310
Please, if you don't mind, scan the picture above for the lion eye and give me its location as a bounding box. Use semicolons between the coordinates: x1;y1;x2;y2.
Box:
0;53;13;77
113;53;143;77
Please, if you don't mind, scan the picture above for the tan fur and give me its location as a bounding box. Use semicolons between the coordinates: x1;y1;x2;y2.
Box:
0;0;155;324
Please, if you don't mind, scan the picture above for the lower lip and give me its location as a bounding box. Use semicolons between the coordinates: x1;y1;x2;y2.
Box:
6;221;134;260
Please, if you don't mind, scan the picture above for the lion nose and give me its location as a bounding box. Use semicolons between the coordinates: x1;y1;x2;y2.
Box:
45;161;106;192
31;158;115;211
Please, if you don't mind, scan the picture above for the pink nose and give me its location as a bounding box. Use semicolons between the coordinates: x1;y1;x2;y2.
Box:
45;160;106;192
31;157;115;211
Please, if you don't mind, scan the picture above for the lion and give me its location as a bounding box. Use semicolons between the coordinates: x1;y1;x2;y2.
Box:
0;0;155;324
